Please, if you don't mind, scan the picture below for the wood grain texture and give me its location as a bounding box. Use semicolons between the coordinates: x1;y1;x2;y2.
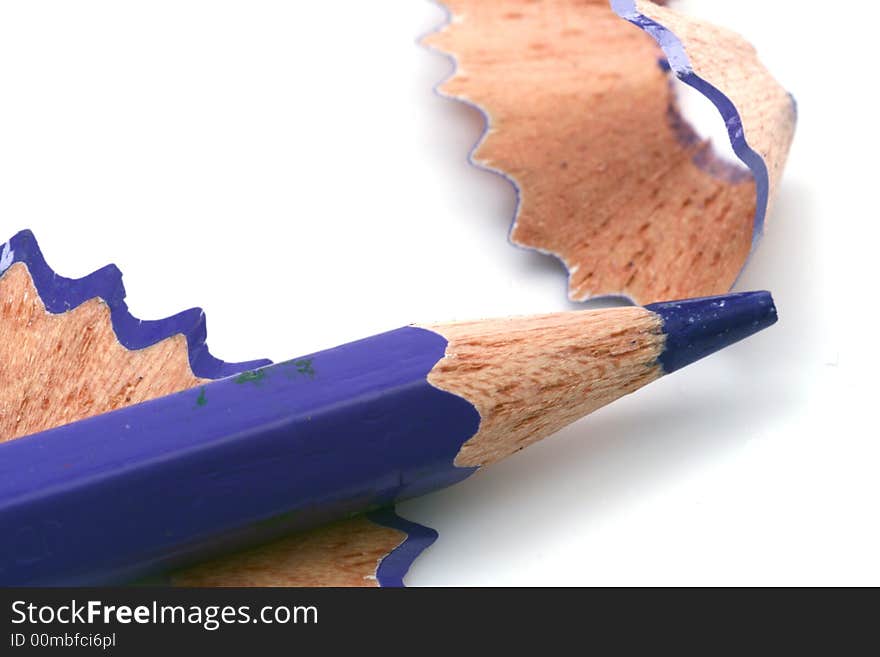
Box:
1;262;399;586
422;306;665;468
635;0;795;212
171;516;405;587
424;0;761;303
0;262;204;443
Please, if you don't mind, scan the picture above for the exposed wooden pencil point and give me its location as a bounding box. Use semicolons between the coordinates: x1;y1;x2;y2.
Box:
424;291;776;468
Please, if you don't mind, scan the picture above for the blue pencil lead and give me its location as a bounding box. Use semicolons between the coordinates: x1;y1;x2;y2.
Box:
646;291;778;373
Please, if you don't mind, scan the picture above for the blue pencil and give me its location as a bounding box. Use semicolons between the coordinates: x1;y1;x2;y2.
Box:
0;259;776;586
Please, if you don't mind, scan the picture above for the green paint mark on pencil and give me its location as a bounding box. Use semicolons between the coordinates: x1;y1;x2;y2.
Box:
234;369;267;385
278;357;316;380
195;387;207;407
294;358;315;378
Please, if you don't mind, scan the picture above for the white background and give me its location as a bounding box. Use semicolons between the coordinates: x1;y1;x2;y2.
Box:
0;1;876;585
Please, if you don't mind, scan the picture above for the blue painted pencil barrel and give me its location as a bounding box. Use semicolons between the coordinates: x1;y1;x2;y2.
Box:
0;327;479;585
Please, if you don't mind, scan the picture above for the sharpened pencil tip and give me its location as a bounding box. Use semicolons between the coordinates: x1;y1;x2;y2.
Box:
646;291;777;373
